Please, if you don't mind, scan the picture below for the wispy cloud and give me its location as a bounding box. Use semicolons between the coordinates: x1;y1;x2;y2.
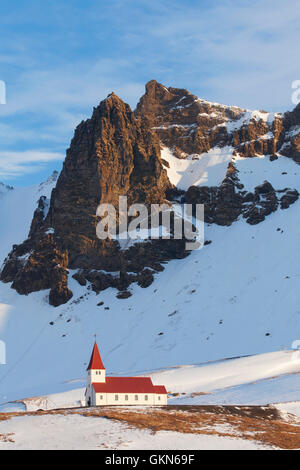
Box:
0;150;64;179
0;57;146;158
0;0;300;185
109;0;300;110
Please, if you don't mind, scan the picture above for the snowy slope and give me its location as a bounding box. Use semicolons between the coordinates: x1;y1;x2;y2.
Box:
216;109;281;133
0;174;56;263
0;413;269;450
152;350;300;395
162;145;300;193
233;153;300;192
152;350;300;406
5;349;298;412
161;146;234;189
1;153;300;405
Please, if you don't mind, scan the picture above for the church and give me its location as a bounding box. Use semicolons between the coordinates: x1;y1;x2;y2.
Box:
85;342;168;406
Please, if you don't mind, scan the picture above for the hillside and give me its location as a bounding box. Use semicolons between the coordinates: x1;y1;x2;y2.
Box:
1;153;300;404
0;81;300;409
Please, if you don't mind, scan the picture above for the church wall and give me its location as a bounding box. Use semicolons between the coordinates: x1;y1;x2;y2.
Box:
94;392;167;406
89;369;106;384
106;393;156;406
154;394;168;405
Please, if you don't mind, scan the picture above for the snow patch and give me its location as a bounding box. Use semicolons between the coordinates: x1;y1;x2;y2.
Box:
0;413;268;450
161;146;234;189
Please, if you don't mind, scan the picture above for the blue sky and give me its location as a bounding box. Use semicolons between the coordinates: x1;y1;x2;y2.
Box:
0;0;300;186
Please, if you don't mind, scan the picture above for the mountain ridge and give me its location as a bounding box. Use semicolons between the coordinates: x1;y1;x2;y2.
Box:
1;80;300;306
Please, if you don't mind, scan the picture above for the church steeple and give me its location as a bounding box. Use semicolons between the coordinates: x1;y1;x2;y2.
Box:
86;341;106;386
87;341;105;371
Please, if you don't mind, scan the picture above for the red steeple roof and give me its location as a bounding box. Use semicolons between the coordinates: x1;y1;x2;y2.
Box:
87;341;105;371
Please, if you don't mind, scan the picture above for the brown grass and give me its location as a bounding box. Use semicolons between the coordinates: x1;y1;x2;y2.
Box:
0;413;12;422
1;405;300;449
72;407;300;449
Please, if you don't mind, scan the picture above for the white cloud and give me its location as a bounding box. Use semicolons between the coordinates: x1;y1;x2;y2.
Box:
0;59;144;153
103;0;300;111
137;0;300;111
0;59;144;117
1;0;300;184
0;150;64;179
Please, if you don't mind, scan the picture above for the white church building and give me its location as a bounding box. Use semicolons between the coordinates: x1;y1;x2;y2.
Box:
85;342;168;406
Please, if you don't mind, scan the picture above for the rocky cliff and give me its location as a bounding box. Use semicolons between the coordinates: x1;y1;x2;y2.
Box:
1;80;300;306
0;92;186;306
135;80;284;159
136;80;299;226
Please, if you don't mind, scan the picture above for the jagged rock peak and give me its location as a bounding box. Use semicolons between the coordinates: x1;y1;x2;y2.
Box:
144;79;191;100
136;80;246;157
136;79;243;117
0;89;177;307
100;91;132;111
2;81;300;308
73;92;135;142
105;91;124;101
136;80;286;159
136;80;194;124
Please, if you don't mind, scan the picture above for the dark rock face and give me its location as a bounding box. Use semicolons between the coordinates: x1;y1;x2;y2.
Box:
48;93;171;263
135;80;285;159
29;196;50;238
1;80;300;306
136;80;243;157
0;92;188;306
116;291;132;299
136;80;299;225
184;165;298;226
2;233;72;307
280;189;299;209
280;104;300;163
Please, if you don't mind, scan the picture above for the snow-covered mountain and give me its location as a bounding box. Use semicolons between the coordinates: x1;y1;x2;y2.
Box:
1;81;300;407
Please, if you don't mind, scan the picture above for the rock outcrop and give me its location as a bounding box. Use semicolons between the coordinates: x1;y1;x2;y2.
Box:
135;80;285;159
280;104;300;163
1;80;300;306
136;80;299;225
184;166;298;226
0;92;187;305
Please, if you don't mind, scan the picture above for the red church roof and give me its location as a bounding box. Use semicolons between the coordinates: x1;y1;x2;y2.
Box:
87;341;105;371
92;377;167;394
153;385;167;394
